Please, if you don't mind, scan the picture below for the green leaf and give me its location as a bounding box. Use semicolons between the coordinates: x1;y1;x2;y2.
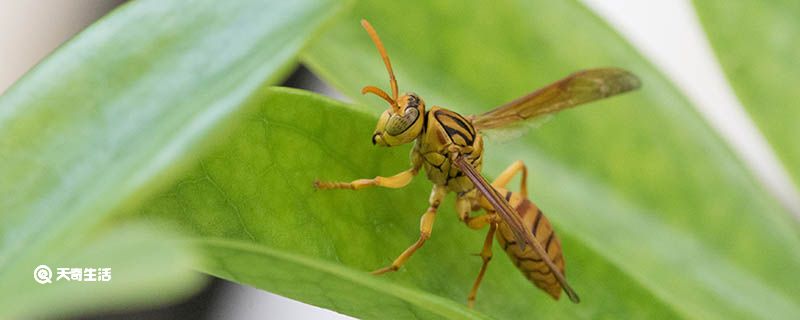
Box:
0;0;345;316
692;1;800;188
199;238;488;320
137;88;681;319
298;1;800;318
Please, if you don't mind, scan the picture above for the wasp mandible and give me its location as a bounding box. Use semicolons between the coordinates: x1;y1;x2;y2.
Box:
315;19;641;307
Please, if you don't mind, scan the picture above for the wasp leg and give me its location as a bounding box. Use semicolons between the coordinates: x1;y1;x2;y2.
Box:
491;160;528;197
467;222;497;308
457;191;499;230
372;185;446;275
463;214;495;230
314;167;418;190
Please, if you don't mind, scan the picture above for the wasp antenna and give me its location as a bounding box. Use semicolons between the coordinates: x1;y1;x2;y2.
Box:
361;85;395;106
361;19;399;112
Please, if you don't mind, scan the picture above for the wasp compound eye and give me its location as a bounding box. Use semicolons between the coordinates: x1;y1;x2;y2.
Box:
386;107;419;135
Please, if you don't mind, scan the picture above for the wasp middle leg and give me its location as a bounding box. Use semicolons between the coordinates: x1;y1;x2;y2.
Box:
456;190;498;230
467;222;497;308
372;185;446;275
460;160;529;307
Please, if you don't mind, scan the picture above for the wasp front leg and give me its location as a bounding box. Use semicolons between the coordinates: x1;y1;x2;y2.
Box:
315;152;422;190
372;185;447;275
314;167;419;190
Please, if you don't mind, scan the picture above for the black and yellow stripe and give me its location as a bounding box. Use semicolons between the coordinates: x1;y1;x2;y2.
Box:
495;195;566;300
433;109;476;147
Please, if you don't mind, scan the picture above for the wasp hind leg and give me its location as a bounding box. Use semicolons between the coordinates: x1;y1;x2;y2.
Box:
491;160;528;196
467;222;497;308
372;185;446;275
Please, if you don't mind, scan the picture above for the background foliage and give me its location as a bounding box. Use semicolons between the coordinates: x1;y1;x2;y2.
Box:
693;0;800;186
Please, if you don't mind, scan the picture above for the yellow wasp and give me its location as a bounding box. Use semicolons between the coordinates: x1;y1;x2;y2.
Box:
315;20;640;307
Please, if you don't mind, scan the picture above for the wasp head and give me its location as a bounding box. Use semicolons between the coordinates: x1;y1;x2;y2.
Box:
371;93;425;146
359;20;426;147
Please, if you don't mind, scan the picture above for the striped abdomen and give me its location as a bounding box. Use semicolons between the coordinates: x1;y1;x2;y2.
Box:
494;190;566;300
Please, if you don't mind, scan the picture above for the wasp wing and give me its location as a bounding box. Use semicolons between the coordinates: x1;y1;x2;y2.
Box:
470;68;640;131
453;155;580;303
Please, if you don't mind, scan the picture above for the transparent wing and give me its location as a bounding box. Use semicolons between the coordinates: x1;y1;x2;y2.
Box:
470;68;640;131
453;155;580;303
478;114;553;143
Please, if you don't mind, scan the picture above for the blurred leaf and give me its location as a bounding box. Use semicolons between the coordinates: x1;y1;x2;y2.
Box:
2;224;204;319
692;0;800;188
298;1;800;318
138;88;680;319
0;0;344;316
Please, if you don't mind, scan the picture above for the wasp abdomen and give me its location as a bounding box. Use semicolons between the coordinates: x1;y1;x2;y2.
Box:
495;194;566;300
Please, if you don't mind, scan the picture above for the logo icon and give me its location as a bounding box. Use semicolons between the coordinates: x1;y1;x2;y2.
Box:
34;265;52;284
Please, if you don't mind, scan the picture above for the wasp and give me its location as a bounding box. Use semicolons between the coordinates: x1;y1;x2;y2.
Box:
315;20;640;307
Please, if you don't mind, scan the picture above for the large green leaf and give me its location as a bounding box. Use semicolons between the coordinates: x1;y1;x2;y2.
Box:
297;0;800;318
137;87;680;319
199;238;488;320
0;0;344;317
692;1;800;192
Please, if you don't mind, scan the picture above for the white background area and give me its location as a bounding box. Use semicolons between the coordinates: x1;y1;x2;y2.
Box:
2;1;798;319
